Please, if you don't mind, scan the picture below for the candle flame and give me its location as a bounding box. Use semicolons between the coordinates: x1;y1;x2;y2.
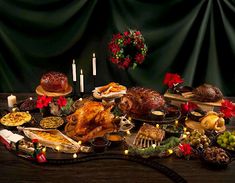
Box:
80;69;83;75
168;149;173;154
124;150;129;155
73;59;75;64
156;124;159;128
55;146;60;151
42;147;47;153
152;144;156;148
73;153;77;158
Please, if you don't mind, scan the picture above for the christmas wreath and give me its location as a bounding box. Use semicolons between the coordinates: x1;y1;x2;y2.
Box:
108;29;148;69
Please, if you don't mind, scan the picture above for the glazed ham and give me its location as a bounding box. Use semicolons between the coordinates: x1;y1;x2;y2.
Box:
40;71;68;92
119;87;165;115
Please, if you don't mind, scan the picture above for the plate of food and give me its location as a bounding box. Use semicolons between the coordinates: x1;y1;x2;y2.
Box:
117;87;181;123
40;116;64;129
92;82;127;99
0;111;32;127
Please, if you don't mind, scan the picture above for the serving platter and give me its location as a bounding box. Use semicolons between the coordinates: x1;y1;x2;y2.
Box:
118;104;181;124
36;85;72;97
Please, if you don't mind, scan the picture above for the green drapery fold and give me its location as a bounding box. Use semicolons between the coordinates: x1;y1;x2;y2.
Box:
0;0;235;96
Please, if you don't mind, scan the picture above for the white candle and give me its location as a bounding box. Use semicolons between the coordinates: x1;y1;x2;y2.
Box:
72;59;77;82
80;69;84;92
92;53;96;76
7;94;17;108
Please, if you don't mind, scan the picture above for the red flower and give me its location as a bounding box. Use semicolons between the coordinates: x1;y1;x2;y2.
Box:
36;96;52;109
110;57;119;64
108;43;120;55
123;38;131;45
32;139;39;143
181;102;199;114
220;99;235;118
163;72;184;88
179;143;192;156
112;33;122;40
122;58;131;69
135;53;145;64
135;31;141;36
57;96;67;108
124;31;129;36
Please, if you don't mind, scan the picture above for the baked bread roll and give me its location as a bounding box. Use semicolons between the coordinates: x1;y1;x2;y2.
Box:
40;71;68;92
193;84;223;102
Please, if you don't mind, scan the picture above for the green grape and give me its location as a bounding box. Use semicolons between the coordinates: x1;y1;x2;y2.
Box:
229;135;235;142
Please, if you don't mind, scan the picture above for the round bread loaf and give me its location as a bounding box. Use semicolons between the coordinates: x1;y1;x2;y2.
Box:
40;71;69;92
193;84;223;102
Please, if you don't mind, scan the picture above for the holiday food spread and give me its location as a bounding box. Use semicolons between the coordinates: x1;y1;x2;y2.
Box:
0;59;235;170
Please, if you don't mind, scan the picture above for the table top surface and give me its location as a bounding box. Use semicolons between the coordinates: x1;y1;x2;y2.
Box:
0;93;235;183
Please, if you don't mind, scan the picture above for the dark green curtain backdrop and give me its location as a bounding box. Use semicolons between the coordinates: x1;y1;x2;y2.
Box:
1;0;235;95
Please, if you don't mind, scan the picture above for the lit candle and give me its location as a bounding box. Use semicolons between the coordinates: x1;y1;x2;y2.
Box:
72;59;77;82
167;149;173;155
175;120;178;126
7;94;17;108
92;53;96;76
55;146;60;151
73;153;77;158
124;150;129;155
80;69;84;93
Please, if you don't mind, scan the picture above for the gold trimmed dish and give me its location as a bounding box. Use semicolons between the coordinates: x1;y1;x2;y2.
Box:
0;112;31;126
40;116;64;129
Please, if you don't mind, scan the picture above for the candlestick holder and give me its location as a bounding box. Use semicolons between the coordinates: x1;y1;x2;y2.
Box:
72;81;81;100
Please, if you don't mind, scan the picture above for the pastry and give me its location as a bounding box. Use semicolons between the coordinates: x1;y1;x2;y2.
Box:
40;71;69;92
0;112;31;126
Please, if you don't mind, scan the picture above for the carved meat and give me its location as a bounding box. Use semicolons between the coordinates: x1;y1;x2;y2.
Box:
66;101;104;135
119;87;165;115
65;101;115;142
193;84;223;102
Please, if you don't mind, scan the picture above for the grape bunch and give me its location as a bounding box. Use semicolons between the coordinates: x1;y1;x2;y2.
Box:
217;131;235;151
188;130;211;149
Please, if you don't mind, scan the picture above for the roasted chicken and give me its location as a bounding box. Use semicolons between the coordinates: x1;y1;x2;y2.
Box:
65;101;116;142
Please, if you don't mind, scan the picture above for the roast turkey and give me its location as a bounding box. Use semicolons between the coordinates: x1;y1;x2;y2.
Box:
193;84;223;102
118;87;165;115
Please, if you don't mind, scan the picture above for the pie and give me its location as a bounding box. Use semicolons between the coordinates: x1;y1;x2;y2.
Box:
0;112;31;126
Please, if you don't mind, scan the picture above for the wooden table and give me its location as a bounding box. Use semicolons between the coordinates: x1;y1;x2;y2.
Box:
0;93;235;183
